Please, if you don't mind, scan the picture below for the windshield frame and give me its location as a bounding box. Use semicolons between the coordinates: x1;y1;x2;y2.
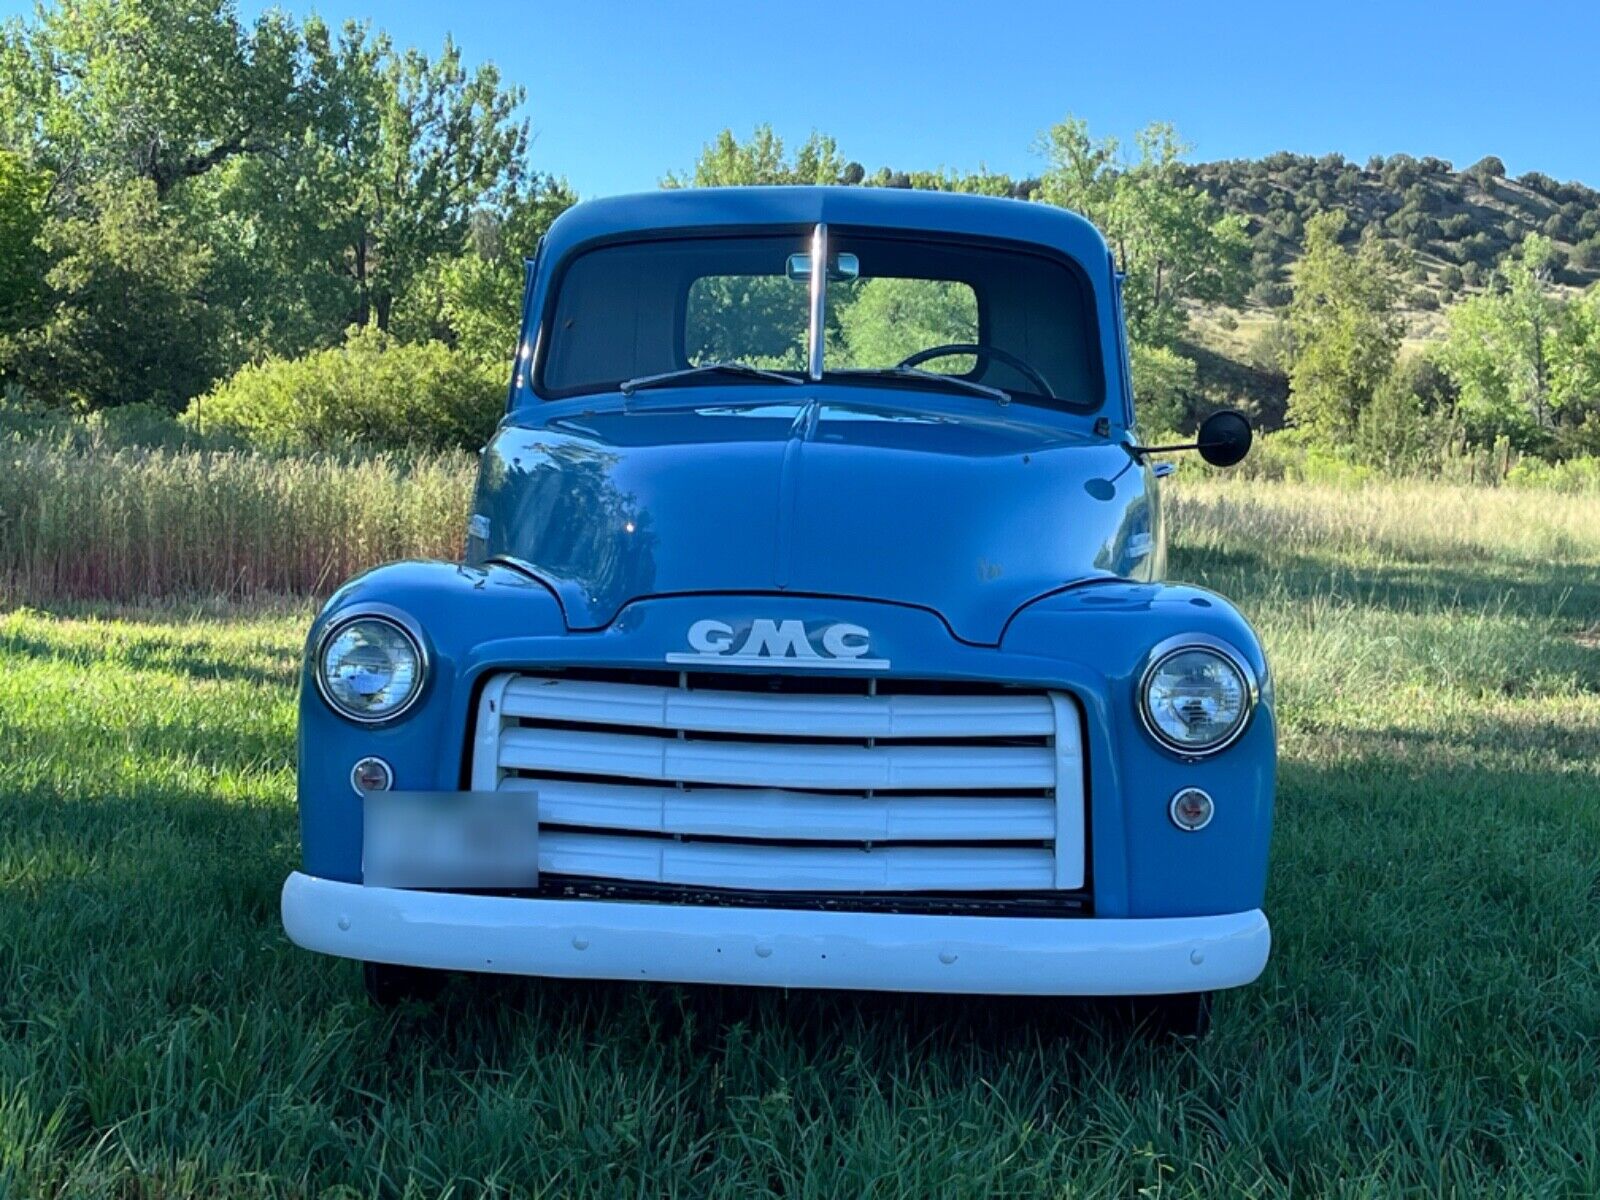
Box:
529;222;1106;412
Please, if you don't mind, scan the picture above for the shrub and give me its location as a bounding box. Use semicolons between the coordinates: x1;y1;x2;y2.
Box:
1352;372;1450;472
1543;213;1575;241
1129;343;1198;434
1506;454;1600;493
1;390;203;453
1251;280;1293;307
1467;156;1506;182
184;325;504;452
1461;232;1499;265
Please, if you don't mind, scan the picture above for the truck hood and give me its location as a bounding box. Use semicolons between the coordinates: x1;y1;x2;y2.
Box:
474;394;1156;645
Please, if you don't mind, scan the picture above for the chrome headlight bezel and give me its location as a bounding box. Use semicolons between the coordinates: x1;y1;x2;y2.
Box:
313;608;429;725
1136;633;1259;758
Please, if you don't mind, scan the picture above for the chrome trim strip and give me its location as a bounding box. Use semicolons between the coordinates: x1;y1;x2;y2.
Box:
807;222;827;381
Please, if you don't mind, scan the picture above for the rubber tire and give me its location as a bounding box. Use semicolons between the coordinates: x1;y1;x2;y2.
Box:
361;961;447;1007
1130;991;1213;1039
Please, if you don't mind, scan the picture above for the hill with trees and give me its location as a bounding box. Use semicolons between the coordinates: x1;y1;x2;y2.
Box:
1186;152;1600;306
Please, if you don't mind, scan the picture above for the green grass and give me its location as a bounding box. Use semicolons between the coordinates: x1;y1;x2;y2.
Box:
2;482;1599;1196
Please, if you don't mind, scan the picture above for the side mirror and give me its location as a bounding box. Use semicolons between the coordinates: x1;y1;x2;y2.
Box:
1126;408;1254;468
1196;409;1253;468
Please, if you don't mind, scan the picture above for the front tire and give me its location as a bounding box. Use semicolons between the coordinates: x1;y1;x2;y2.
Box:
362;960;446;1006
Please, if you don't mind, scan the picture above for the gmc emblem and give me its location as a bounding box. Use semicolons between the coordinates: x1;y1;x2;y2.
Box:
665;619;890;670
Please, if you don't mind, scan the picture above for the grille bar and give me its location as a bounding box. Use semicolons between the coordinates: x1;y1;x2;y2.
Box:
499;676;1055;738
539;832;1056;892
496;725;1056;791
500;777;1056;841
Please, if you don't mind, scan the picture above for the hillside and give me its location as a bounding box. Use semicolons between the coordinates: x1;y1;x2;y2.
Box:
1183;152;1600;308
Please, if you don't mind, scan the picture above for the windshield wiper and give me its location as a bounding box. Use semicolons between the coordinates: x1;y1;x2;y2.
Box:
832;366;1010;406
620;362;804;395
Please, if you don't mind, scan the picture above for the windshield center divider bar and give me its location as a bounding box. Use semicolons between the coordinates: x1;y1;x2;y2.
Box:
807;223;827;382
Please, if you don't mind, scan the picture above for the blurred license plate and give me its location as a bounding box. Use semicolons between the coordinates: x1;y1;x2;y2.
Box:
363;791;539;889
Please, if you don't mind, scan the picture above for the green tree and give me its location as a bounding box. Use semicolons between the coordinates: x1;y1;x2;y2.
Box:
1434;235;1591;448
1036;117;1249;345
1128;343;1198;434
0;0;305;197
665;126;853;187
832;278;978;368
1549;285;1600;453
0;2;546;405
390;181;576;366
256;23;532;333
1286;210;1404;441
4;179;222;409
0;150;48;344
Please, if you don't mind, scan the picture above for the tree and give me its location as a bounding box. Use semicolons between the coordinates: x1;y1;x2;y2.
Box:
3;179;223;409
832;278;978;368
1128;343;1198;433
1286;210;1404;441
0;151;48;344
387;169;575;368
273;24;531;333
0;0;305;198
0;2;547;405
1550;285;1600;451
1466;156;1506;191
1036;117;1249;345
665;126;852;187
1437;235;1599;448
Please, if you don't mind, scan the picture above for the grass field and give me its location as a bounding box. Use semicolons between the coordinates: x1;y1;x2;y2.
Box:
2;478;1598;1196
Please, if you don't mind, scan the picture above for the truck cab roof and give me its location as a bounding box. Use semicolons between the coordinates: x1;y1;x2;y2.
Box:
539;185;1113;266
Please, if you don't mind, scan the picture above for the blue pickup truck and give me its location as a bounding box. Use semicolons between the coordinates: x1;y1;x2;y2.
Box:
281;186;1275;1034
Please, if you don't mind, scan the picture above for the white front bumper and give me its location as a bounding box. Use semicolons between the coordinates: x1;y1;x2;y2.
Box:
281;871;1270;996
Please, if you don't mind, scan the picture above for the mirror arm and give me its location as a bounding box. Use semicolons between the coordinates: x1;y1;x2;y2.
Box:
1124;439;1206;459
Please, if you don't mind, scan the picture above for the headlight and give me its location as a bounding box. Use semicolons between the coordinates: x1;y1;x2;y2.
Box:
316;615;425;723
1139;640;1255;755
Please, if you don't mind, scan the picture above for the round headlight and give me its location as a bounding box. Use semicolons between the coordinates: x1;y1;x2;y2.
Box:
316;616;424;723
1139;643;1253;755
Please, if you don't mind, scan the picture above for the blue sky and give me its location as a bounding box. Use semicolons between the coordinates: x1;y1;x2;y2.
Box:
8;1;1598;196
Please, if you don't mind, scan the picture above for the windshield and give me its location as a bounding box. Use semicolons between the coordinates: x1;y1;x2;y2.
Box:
538;228;1103;408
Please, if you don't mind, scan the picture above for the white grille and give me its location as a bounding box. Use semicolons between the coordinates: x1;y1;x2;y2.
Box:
470;672;1085;893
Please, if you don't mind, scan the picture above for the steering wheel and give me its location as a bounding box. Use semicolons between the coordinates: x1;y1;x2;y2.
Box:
896;343;1056;399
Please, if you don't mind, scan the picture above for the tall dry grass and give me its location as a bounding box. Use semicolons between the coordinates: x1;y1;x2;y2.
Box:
0;444;474;602
4;441;1599;604
1170;475;1600;564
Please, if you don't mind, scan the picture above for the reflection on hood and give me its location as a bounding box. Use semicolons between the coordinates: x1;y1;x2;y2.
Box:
475;395;1157;644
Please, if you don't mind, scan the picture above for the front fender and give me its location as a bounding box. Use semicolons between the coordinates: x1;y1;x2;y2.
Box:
297;561;565;881
1003;581;1276;918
